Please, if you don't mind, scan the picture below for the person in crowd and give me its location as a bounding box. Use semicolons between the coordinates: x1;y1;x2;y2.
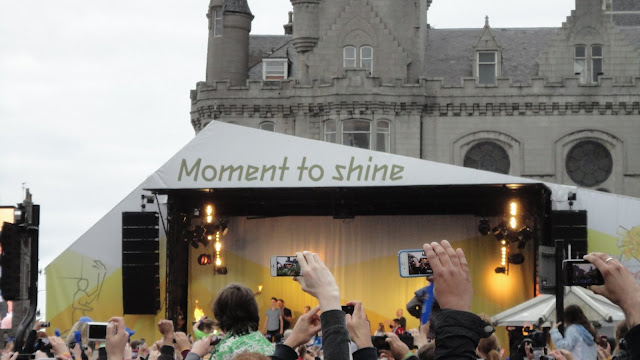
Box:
612;321;629;360
395;310;407;330
264;297;283;343
476;334;501;360
373;323;385;337
550;304;598;359
303;306;311;315
207;284;273;359
584;252;640;358
278;299;293;331
192;317;216;340
391;319;405;336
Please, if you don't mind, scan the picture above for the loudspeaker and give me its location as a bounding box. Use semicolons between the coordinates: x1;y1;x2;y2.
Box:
122;212;160;314
551;210;587;258
538;245;557;294
0;222;23;300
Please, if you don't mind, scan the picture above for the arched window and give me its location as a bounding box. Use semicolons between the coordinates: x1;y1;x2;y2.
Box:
463;141;510;174
360;46;373;72
324;120;337;143
376;120;390;152
565;140;612;187
343;46;356;68
342;120;371;149
259;121;275;132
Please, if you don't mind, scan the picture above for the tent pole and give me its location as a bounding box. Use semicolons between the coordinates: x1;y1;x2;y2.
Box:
555;239;565;335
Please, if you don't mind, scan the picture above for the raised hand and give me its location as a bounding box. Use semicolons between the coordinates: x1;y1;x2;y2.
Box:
294;251;340;311
284;305;322;349
423;240;472;312
345;301;373;350
106;317;129;360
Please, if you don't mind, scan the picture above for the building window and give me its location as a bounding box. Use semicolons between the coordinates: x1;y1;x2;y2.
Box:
324;119;390;152
259;121;275;132
565;140;612;187
376;120;390;152
213;8;223;36
575;45;603;84
574;45;587;83
477;52;497;84
262;59;288;80
592;45;603;83
360;46;373;72
324;120;337;143
463;141;510;174
343;46;374;72
343;120;370;149
343;46;356;68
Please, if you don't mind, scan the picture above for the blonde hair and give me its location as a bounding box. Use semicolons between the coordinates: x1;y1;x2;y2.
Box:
64;321;89;347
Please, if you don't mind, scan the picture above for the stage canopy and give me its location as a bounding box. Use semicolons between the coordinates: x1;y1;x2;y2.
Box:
45;121;640;345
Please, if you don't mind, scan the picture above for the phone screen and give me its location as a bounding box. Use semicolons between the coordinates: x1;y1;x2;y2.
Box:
398;250;433;277
271;256;301;276
563;260;604;286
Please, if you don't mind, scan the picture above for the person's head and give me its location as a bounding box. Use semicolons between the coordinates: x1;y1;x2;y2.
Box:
476;334;500;360
303;305;311;314
77;279;89;291
213;284;260;335
396;309;404;318
231;352;271;360
614;321;629;352
65;321;89;347
416;342;435;360
377;322;385;331
277;299;284;309
393;318;402;328
564;304;596;340
270;297;277;307
197;317;215;333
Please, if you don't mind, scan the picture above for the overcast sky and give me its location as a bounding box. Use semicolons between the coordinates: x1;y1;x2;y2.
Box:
0;0;576;309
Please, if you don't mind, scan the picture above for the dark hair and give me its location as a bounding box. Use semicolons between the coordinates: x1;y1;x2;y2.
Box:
271;297;278;302
477;335;500;359
278;299;284;303
213;284;260;335
417;343;435;360
564;305;597;341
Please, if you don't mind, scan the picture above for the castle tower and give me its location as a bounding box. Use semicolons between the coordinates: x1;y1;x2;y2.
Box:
290;0;320;82
205;0;254;86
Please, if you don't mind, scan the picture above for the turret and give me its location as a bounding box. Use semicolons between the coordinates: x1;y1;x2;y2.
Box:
290;0;319;53
205;0;254;86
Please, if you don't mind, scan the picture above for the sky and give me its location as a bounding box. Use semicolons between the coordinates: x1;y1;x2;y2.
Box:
0;0;576;313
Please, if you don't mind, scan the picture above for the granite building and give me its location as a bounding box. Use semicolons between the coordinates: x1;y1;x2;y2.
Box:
190;0;640;196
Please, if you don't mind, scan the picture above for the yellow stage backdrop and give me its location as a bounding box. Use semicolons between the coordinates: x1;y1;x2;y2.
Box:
187;215;535;352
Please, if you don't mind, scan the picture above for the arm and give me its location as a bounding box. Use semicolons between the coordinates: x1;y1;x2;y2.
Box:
320;310;351;360
20;329;38;353
550;325;579;350
624;324;640;359
279;314;284;334
423;241;493;360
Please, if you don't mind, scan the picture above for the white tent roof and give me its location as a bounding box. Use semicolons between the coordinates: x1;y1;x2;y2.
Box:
143;121;574;201
491;287;625;327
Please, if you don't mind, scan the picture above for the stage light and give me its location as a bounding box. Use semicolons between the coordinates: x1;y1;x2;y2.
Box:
219;219;229;236
518;227;533;242
501;246;507;266
478;219;491;235
509;216;517;229
495;267;506;274
215;242;221;252
205;204;214;224
215;266;227;275
215;257;221;266
510;202;518;216
509;253;525;265
198;254;212;265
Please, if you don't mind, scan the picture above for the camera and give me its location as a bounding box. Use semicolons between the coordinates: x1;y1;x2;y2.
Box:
341;305;354;315
87;322;109;341
563;259;604;287
270;256;301;277
540;356;555;360
210;335;223;346
41;322;51;328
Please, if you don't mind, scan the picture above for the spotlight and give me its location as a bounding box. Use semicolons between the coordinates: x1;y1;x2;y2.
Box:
219;219;229;236
198;254;212;265
495;267;506;274
215;266;228;275
492;223;506;241
478;219;490;235
518;227;533;242
508;253;525;265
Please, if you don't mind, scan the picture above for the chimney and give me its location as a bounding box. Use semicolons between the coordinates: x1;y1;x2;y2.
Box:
284;11;293;35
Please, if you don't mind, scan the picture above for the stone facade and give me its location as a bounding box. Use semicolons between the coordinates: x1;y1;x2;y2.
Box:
191;0;640;197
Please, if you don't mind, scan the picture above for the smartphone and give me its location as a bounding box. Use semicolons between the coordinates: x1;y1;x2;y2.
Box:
563;259;604;286
41;322;51;328
341;305;354;315
398;249;433;277
210;335;223;346
87;322;109;341
270;256;301;276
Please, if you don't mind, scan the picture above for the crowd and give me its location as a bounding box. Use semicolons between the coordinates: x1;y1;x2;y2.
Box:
1;241;639;360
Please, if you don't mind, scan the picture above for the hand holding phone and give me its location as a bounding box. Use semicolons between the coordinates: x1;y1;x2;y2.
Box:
341;305;354;315
87;322;109;341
